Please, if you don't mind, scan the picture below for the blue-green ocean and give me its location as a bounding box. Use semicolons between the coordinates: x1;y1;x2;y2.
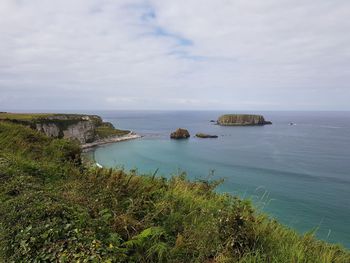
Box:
90;111;350;248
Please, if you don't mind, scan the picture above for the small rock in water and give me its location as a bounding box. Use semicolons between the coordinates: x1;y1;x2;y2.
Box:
170;128;190;139
195;133;218;138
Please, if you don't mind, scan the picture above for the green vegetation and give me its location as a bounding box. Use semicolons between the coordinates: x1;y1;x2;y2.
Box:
95;123;130;139
0;112;53;121
0;112;100;124
0;121;349;262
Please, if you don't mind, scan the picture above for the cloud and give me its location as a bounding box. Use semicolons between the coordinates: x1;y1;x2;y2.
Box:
0;0;349;110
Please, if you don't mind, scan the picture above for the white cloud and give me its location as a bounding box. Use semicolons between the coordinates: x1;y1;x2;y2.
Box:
0;0;349;110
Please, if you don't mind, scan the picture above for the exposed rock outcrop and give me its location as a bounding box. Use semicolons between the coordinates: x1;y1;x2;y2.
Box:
34;115;100;143
0;113;128;144
62;121;95;143
170;128;190;139
35;123;60;138
217;114;272;126
195;133;218;138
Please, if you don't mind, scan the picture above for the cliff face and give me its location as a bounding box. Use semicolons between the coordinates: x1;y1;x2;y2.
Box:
62;121;95;143
217;114;272;126
35;120;96;143
33;115;103;143
0;113;125;144
35;123;60;138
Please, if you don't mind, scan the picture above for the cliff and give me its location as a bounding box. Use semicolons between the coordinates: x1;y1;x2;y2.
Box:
217;114;272;126
0;113;129;144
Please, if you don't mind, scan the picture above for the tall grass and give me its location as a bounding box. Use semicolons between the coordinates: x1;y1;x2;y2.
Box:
0;121;349;262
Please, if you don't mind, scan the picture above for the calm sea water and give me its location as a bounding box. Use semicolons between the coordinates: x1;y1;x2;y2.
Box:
90;111;350;248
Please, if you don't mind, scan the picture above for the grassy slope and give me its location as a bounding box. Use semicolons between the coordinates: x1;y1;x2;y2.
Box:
95;126;130;139
0;121;349;262
0;113;54;121
0;113;99;121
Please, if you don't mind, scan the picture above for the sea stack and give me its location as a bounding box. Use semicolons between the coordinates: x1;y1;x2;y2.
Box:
170;128;190;139
217;114;272;126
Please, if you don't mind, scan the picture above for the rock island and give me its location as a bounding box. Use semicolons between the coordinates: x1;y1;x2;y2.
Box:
217;114;272;126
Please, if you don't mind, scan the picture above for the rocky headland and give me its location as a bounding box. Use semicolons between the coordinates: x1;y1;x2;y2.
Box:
217;114;272;126
0;112;139;148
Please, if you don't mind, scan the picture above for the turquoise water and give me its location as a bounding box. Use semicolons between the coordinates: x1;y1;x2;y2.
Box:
91;111;350;248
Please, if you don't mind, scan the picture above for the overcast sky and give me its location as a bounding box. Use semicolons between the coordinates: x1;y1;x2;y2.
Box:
0;0;349;111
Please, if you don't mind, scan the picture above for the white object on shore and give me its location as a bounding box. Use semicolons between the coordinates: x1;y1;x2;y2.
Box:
96;163;103;168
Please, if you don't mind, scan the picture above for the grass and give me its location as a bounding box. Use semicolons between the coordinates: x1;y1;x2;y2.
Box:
0;121;349;262
0;112;101;122
95;125;130;139
0;112;53;121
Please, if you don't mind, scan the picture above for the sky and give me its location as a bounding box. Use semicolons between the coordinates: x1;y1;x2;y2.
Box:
0;0;349;111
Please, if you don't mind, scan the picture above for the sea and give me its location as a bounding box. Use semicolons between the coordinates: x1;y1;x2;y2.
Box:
86;110;350;248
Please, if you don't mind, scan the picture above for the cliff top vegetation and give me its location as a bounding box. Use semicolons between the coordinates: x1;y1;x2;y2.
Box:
0;112;53;121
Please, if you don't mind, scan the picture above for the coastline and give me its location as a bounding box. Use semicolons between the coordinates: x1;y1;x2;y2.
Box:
81;131;142;152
